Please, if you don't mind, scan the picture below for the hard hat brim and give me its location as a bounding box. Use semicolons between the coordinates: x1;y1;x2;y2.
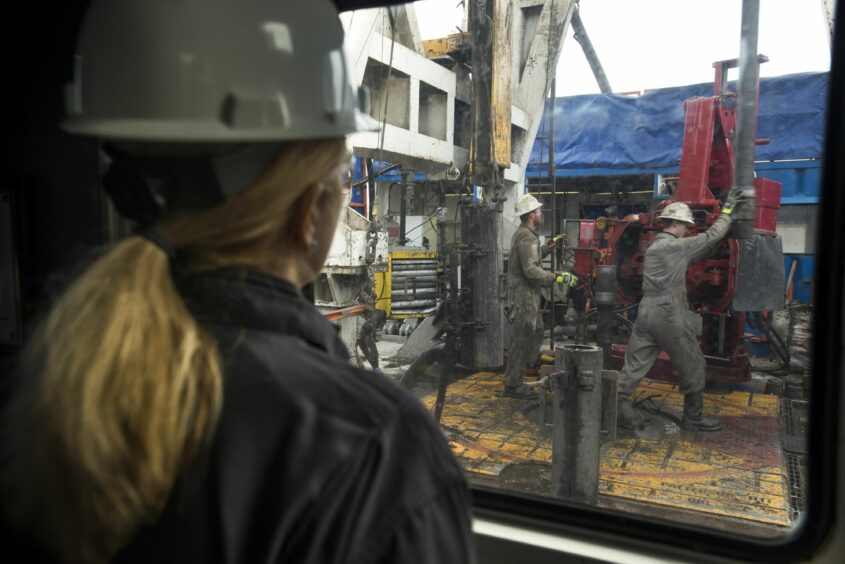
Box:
355;111;382;133
63;107;382;142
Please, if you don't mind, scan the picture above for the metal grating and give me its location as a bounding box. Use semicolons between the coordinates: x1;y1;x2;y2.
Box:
785;452;807;523
781;398;808;454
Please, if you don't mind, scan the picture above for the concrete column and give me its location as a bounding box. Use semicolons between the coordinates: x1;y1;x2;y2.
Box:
409;77;420;134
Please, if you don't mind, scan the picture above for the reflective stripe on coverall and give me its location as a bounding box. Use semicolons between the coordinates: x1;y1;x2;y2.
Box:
618;214;732;396
505;224;555;387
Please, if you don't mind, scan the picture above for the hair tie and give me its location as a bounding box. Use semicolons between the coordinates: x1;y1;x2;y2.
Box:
137;227;177;260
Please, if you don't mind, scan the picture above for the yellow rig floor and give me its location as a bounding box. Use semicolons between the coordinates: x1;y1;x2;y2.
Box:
420;371;791;528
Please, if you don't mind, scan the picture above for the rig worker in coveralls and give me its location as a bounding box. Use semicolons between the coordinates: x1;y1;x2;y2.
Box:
504;194;576;399
617;193;746;431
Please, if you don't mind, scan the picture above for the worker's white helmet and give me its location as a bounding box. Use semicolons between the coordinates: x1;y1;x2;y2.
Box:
515;194;543;216
62;0;380;142
659;202;695;224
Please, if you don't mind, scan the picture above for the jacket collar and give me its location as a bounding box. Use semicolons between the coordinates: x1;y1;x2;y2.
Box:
174;268;347;358
519;223;539;237
657;231;679;239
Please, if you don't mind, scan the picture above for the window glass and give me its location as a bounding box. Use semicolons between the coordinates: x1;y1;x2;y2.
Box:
336;0;830;542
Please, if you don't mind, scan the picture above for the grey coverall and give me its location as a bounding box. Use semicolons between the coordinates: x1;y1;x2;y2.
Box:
618;214;732;396
505;224;555;388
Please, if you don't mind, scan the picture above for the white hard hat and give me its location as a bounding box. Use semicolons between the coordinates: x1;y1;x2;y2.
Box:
515;194;543;216
659;202;695;224
62;0;380;142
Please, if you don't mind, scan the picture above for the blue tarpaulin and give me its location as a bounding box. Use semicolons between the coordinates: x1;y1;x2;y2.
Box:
528;72;828;172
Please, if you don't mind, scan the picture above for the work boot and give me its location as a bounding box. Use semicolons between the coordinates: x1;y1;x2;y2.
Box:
503;384;537;400
617;395;646;430
680;392;722;432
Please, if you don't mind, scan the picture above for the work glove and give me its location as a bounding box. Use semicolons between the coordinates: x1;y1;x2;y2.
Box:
555;271;578;288
721;188;750;215
546;234;566;249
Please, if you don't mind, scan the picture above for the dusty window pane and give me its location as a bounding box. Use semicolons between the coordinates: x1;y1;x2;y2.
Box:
338;0;830;541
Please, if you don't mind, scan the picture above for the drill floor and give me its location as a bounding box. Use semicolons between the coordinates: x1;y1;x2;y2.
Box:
421;372;791;528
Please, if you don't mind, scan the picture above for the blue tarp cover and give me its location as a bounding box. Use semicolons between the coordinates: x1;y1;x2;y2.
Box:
528;72;828;171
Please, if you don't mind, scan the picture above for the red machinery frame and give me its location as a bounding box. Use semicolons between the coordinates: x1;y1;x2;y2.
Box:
572;58;782;385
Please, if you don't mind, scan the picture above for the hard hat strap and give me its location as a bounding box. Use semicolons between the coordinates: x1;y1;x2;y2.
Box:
101;143;285;223
212;143;285;197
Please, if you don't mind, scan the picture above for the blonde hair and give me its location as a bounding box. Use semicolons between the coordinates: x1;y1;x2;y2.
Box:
1;137;348;562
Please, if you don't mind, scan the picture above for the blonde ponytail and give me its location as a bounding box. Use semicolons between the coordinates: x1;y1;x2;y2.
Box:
2;239;222;562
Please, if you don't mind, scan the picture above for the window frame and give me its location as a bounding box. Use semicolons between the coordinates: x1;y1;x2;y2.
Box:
469;5;844;562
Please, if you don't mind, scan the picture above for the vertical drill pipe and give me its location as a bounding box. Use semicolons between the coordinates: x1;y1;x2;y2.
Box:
594;265;617;368
399;172;409;245
596;307;615;368
732;0;761;239
571;7;612;94
365;158;376;222
548;79;557;352
449;248;460;330
469;0;494;189
549;78;557;267
552;344;603;504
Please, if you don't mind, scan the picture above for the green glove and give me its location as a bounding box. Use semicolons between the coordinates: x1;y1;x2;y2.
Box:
721;188;745;215
546;234;565;249
555;272;578;288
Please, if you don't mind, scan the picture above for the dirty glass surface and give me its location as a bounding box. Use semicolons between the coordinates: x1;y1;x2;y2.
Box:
338;0;830;540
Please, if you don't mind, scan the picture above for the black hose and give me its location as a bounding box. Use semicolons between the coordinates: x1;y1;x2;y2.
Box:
400;343;447;389
751;311;790;367
765;315;790;365
615;302;640;314
633;394;684;426
574;308;597;339
574;304;637;340
615;312;635;330
352;163;402;188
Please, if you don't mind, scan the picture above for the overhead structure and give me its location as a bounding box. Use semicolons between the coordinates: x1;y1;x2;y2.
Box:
337;1;577;366
341;1;577;209
570;2;612;94
822;0;836;49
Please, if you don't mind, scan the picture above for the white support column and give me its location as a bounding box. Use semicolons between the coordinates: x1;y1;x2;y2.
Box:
409;77;420;134
446;93;455;146
341;9;381;84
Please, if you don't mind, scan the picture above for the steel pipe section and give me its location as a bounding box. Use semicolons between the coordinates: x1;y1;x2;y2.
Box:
459;204;504;369
732;0;761;239
552;343;603;505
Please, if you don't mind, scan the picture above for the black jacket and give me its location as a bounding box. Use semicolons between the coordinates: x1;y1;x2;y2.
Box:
117;269;475;563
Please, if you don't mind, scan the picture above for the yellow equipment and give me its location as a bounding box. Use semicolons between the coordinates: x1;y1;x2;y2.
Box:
375;249;440;319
